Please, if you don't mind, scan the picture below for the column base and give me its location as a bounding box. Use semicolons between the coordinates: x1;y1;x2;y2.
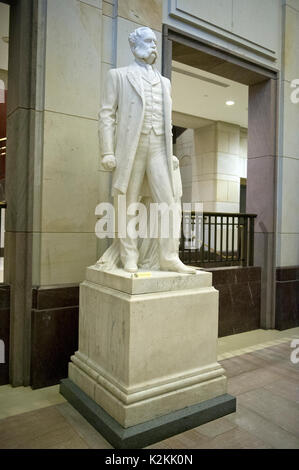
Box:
60;378;236;449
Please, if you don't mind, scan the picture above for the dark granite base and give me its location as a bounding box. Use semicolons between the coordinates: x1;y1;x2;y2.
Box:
31;285;79;389
60;378;236;449
207;266;261;337
276;266;299;330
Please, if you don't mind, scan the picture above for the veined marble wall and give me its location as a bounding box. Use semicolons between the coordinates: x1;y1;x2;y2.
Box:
38;0;103;285
173;129;194;204
193;122;246;213
38;0;164;285
0;3;9;72
276;1;299;267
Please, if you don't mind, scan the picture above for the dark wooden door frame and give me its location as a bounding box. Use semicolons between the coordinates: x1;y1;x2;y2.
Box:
162;25;278;329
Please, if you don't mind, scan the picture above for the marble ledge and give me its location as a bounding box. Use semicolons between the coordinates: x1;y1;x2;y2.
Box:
85;265;212;295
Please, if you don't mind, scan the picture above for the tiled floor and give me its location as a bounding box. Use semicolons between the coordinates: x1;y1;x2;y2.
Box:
0;329;298;449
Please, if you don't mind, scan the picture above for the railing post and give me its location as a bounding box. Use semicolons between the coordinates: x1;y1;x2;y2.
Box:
243;216;248;267
249;216;255;266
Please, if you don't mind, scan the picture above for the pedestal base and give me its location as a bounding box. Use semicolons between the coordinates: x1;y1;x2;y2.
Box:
63;266;235;439
60;378;236;449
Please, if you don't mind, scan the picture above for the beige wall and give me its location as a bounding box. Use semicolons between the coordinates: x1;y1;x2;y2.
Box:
0;3;9;71
276;1;299;267
28;0;299;286
36;0;164;285
37;0;103;285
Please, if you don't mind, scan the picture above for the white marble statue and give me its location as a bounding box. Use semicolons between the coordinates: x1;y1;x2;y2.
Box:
97;26;195;274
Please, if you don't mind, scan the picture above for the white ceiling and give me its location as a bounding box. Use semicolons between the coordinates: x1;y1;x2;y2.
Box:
172;60;248;129
0;3;9;71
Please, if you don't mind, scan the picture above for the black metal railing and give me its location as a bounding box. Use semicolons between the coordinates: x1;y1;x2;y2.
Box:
0;201;6;259
180;212;257;267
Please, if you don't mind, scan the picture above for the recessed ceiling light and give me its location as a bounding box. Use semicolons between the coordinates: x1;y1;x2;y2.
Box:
226;100;235;106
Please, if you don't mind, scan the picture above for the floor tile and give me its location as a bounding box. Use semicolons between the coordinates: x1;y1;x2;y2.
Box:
227;367;281;396
0;384;66;419
237;388;299;438
263;378;299;403
194;415;237;438
56;402;113;449
0;406;89;449
192;426;271;449
227;404;299;449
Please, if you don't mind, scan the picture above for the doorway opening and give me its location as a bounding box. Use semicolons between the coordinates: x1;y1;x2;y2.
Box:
163;26;278;332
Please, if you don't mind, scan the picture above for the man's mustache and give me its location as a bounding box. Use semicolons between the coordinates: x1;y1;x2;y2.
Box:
134;45;158;59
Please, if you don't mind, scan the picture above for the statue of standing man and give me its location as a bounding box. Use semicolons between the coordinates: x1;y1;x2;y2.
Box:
97;26;195;275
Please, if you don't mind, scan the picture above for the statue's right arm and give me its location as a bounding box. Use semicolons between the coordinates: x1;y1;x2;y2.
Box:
99;69;118;170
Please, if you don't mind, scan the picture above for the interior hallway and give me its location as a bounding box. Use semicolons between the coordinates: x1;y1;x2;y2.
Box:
0;328;298;449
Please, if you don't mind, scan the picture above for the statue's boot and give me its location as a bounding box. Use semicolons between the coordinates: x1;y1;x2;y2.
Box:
124;261;138;273
160;258;196;274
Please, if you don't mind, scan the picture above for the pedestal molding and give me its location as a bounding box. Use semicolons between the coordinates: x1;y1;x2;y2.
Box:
71;351;226;405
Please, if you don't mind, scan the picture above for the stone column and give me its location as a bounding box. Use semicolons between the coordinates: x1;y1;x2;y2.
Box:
275;1;299;329
247;79;277;329
191;122;246;213
5;0;47;386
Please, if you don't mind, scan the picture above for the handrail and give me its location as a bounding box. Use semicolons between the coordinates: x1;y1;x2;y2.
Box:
180;211;257;267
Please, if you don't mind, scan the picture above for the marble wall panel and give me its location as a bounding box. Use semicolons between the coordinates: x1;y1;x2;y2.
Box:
80;0;102;8
216;153;244;177
283;5;299;82
194;125;217;154
280;157;299;234
102;13;114;64
102;0;114;17
192;179;215;203
282;81;299;160
277;233;299;266
0;3;9;71
5;108;30;232
246;156;275;233
283;0;299;12
118;0;162;32
232;0;280;53
227;181;240;203
248;80;276;159
41;112;99;233
45;0;102;119
212;202;239;213
217;122;240;156
40;232;97;285
177;0;232;32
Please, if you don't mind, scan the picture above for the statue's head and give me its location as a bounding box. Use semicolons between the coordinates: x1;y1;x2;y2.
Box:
128;27;158;65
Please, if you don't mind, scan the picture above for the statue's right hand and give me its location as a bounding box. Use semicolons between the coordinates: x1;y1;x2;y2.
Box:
102;154;116;171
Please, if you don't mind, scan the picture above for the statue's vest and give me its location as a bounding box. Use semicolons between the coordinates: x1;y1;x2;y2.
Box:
141;75;165;136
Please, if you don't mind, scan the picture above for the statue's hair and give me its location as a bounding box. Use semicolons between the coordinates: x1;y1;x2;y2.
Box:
128;27;153;50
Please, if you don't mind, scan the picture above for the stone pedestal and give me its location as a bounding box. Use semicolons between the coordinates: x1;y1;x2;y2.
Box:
61;266;235;448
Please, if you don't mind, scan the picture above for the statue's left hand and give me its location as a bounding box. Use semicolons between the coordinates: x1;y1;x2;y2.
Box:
172;155;179;170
